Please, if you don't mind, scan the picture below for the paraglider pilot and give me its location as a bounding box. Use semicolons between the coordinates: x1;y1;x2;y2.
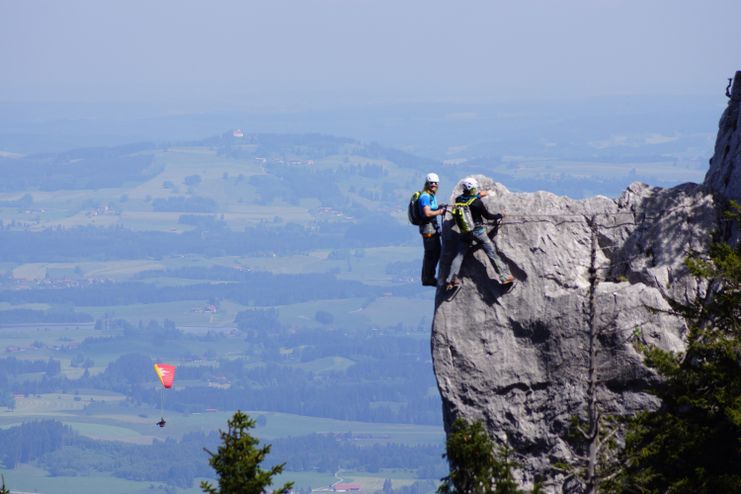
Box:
153;363;176;429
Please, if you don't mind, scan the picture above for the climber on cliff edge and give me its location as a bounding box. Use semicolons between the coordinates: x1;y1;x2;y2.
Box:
417;173;447;286
446;177;513;292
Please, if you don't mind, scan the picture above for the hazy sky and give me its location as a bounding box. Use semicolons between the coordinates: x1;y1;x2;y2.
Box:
1;0;739;108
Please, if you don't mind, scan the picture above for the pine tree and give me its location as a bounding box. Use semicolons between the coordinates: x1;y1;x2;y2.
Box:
0;475;9;494
618;203;741;493
201;410;294;494
438;418;536;494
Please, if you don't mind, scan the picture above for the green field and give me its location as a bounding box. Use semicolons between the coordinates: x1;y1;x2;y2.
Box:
0;398;443;493
2;464;190;494
0;145;404;233
0;392;443;446
0;140;442;494
0;464;425;494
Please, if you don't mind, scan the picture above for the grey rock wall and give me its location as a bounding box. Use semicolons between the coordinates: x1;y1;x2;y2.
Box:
706;71;741;205
431;72;740;492
705;70;741;246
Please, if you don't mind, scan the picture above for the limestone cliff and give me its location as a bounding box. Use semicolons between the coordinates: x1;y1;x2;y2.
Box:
431;72;740;492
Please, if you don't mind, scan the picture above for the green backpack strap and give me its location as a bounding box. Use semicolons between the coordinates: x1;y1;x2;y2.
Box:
452;196;478;233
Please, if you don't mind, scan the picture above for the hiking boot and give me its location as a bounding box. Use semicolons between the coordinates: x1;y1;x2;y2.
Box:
499;275;514;285
445;278;462;291
422;279;437;287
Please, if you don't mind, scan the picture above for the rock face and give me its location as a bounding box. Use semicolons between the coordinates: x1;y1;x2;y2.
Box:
705;70;741;245
706;71;741;205
431;72;740;492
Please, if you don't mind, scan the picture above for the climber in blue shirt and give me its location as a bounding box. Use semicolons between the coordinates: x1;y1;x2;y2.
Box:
418;172;447;286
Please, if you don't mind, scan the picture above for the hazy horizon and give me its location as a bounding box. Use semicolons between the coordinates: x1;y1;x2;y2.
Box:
2;0;739;112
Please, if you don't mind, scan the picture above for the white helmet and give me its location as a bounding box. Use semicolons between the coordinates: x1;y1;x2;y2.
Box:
425;172;439;184
461;177;478;192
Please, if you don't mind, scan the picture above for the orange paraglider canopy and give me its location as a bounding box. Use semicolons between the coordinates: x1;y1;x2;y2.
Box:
154;363;176;389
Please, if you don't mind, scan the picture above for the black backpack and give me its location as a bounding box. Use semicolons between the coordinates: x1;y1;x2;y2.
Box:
407;191;423;225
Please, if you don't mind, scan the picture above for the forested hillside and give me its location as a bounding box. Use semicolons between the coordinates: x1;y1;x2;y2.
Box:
0;132;446;493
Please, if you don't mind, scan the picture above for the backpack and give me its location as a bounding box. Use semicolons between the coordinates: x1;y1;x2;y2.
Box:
407;190;423;225
452;196;478;234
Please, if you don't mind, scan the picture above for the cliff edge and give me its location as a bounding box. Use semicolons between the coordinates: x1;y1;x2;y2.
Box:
431;72;741;492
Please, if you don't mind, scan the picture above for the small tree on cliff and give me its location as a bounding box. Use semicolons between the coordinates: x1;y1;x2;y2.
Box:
438;418;537;494
618;203;741;493
554;215;626;494
201;410;293;494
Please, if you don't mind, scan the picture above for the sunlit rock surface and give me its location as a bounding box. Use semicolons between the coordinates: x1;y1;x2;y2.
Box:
431;72;740;492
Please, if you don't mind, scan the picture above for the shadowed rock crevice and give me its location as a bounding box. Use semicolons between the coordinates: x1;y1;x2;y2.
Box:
511;320;550;344
431;71;741;492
